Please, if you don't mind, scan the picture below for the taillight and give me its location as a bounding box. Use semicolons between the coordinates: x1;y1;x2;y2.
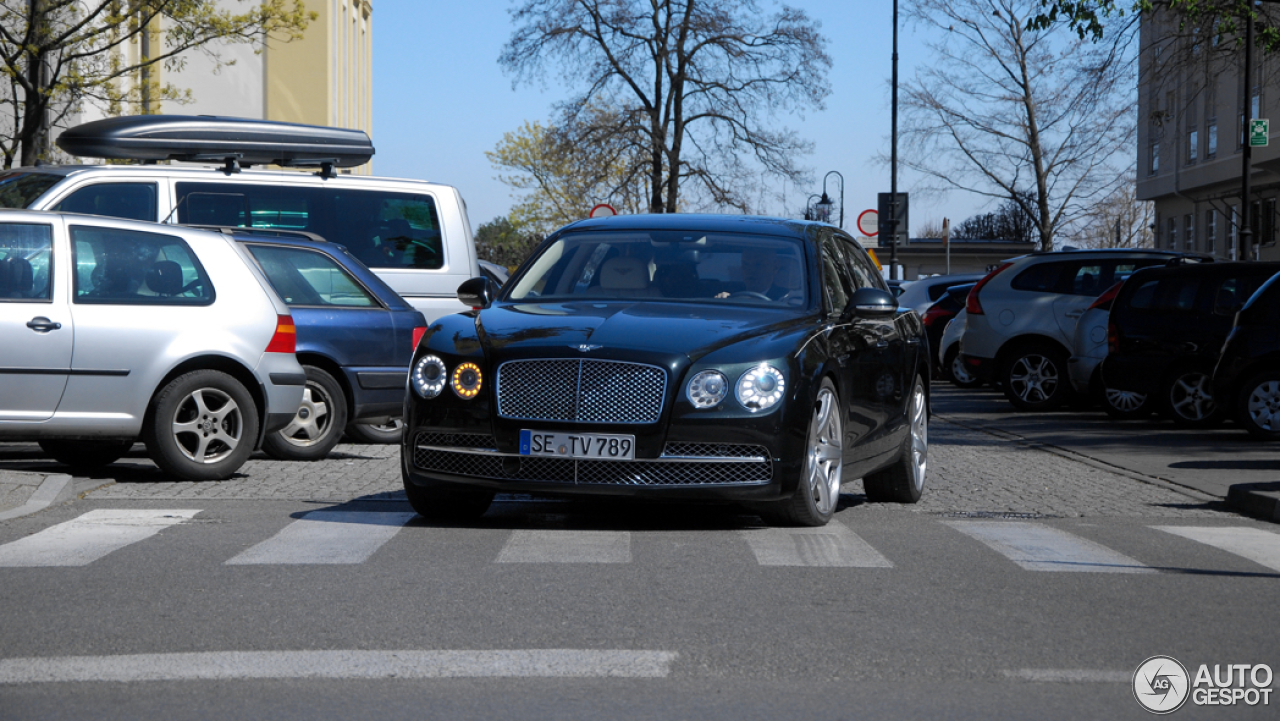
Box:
921;306;948;327
966;262;1013;315
1107;320;1120;355
1089;281;1124;311
265;315;296;353
411;326;427;351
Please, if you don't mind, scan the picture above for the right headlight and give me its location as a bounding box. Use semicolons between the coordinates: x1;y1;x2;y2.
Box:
735;364;786;412
411;355;448;398
687;370;729;409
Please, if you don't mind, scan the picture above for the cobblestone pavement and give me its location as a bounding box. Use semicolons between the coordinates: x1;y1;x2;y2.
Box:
72;417;1228;519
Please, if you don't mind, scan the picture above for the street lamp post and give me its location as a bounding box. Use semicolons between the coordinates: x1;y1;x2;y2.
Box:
819;171;845;229
805;194;822;221
889;0;900;279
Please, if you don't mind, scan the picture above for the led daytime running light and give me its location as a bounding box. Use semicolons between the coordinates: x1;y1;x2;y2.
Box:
736;364;785;412
411;355;447;399
452;362;483;399
687;370;728;409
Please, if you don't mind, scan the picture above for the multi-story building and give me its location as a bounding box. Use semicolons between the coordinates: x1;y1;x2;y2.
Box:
1137;8;1279;260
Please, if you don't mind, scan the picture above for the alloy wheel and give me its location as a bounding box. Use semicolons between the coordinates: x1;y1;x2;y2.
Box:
908;380;928;491
1008;354;1059;403
1168;372;1215;422
951;355;976;384
805;386;843;516
170;388;243;464
278;382;334;447
1106;388;1147;413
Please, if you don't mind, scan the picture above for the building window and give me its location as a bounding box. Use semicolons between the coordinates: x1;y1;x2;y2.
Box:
1150;143;1160;175
1207;123;1218;157
1185;214;1195;251
1206;210;1217;255
1167;217;1178;250
1188;129;1199;163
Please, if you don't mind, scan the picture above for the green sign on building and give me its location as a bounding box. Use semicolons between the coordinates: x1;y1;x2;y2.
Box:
1249;119;1269;147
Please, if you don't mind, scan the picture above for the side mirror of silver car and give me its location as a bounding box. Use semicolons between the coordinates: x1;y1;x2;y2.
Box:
457;277;497;310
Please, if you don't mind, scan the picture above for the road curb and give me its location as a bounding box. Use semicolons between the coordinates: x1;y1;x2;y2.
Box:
1226;483;1280;523
0;473;76;521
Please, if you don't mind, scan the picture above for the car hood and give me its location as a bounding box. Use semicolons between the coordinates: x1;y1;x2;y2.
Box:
475;300;808;363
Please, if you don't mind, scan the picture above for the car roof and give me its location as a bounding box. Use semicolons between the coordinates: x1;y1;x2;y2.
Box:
2;164;457;190
0;207;229;240
1124;260;1280;280
556;213;824;239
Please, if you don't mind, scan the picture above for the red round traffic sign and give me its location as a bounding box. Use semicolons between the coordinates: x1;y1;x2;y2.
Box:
589;203;617;219
857;209;879;237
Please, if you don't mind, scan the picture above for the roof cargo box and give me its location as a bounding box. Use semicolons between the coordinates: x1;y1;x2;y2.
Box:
56;115;374;168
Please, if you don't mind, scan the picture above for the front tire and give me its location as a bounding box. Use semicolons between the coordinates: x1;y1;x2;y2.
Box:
144;370;259;481
38;439;134;469
864;375;928;503
769;378;843;527
1237;371;1280;440
1001;344;1072;411
262;365;348;461
402;474;495;521
1162;367;1222;428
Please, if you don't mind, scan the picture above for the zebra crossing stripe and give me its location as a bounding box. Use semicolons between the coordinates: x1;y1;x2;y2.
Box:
741;523;893;567
1151;526;1280;573
0;649;680;683
225;511;416;565
496;530;631;563
944;521;1154;573
0;510;200;567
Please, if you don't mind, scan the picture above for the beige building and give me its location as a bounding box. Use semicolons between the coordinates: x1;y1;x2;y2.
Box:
1137;9;1280;260
74;0;373;173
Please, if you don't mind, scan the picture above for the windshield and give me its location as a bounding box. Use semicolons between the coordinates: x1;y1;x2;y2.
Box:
508;231;808;307
0;171;61;209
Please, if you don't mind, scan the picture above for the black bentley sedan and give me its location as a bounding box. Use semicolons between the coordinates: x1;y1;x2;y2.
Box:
400;215;930;526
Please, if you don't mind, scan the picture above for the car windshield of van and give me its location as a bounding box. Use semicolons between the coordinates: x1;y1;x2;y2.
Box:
507;232;808;307
0;171;61;209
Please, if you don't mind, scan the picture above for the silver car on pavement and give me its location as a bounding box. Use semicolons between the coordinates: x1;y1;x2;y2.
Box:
0;211;306;480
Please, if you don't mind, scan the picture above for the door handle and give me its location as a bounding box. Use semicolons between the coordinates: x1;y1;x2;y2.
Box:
26;317;62;332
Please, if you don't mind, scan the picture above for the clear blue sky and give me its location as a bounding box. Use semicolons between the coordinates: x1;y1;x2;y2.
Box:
371;0;982;235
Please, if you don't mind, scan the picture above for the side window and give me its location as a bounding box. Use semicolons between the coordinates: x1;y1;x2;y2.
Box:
246;244;378;308
840;237;885;290
0;223;53;301
1011;262;1072;293
174;183;445;271
55;183;157;222
1068;264;1104;296
1128;277;1199;312
70;226;214;305
820;235;855;315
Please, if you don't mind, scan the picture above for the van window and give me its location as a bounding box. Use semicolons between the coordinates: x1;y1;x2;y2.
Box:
174;183;444;271
70;226;214;305
246;244;378;308
0;223;54;301
55;182;157;221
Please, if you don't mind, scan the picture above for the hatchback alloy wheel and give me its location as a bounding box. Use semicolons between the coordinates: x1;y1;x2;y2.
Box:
171;388;243;464
1008;354;1058;404
1102;387;1152;419
280;383;333;447
263;365;349;461
1165;370;1220;427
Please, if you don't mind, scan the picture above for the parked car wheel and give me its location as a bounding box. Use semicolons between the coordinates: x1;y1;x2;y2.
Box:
402;472;495;521
1162;367;1222;427
38;439;134;469
1236;371;1280;440
1101;387;1154;419
262;366;348;461
770;379;843;526
943;344;983;388
1001;345;1072;411
345;419;404;444
144;370;259;481
863;375;927;504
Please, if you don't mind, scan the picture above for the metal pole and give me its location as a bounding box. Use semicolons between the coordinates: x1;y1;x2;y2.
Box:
1240;4;1255;261
889;0;899;279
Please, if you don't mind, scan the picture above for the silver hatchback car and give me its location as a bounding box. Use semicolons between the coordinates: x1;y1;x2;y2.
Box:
0;211;306;480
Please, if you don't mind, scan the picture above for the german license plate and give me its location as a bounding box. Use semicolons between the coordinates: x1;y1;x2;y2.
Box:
519;430;635;460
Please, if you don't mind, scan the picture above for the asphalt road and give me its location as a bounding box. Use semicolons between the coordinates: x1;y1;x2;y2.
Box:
0;386;1276;720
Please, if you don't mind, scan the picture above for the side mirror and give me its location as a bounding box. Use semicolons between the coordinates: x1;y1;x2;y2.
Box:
845;287;898;318
457;276;497;310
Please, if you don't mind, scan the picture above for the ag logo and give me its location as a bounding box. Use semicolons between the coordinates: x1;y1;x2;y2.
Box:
1134;656;1190;714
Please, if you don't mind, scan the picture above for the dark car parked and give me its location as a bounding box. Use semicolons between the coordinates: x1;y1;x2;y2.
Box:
1101;262;1280;426
1213;271;1280;439
401;214;931;526
920;283;974;380
222;230;427;459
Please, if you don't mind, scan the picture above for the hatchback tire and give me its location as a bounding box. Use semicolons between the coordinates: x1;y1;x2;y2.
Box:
1162;367;1222;428
1236;371;1280;440
864;375;928;504
38;439;134;469
262;365;348;461
144;370;258;481
943;344;983;388
345;419;403;444
1101;386;1154;419
1001;344;1072;411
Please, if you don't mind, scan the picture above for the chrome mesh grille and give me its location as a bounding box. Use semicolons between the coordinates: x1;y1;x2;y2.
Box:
662;443;766;459
496;359;666;423
417;432;497;449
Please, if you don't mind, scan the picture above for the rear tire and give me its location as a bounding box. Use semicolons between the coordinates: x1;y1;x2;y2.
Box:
144;370;258;481
1101;386;1154;419
1162;367;1222;428
863;376;927;504
262;365;348;461
1001;344;1072;411
944;344;983;388
1236;371;1280;440
38;439;134;469
345;419;404;444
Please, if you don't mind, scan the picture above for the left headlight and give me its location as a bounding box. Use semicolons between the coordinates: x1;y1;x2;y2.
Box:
411;355;448;398
736;364;786;412
451;362;483;399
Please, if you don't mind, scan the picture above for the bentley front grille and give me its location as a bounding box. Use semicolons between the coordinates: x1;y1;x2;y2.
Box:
495;359;666;424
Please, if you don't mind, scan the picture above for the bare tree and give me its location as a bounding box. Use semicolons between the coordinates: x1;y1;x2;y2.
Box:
1070;177;1156;248
898;0;1137;251
500;0;831;214
0;0;312;168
